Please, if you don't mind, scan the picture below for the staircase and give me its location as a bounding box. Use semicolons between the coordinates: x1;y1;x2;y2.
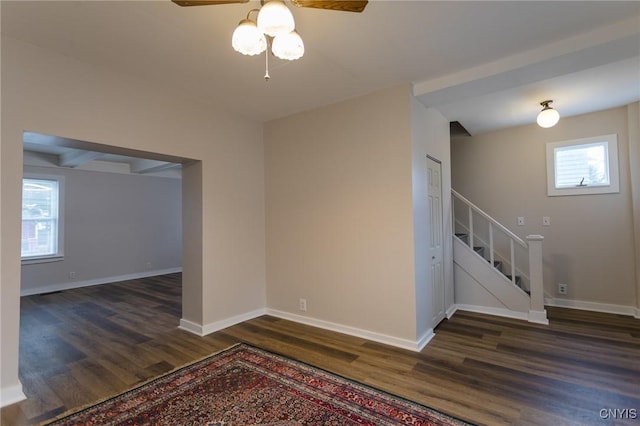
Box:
455;233;528;294
452;190;548;324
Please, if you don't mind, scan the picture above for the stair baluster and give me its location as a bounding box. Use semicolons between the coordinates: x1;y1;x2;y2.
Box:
452;189;548;324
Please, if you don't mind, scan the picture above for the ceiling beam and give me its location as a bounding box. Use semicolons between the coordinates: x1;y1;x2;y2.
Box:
130;158;180;174
59;150;103;168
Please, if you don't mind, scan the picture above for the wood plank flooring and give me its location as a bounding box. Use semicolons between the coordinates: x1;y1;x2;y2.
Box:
2;273;639;425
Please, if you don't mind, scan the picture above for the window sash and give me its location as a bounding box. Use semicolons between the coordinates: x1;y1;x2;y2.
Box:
21;176;64;261
546;134;619;197
554;142;610;189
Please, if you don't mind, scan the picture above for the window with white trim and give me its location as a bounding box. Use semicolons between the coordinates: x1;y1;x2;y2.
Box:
21;175;64;263
546;134;619;196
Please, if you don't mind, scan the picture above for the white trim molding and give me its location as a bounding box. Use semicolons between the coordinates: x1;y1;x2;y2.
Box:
0;383;26;408
415;329;436;352
178;318;205;335
528;309;549;325
179;308;267;336
450;304;552;325
20;268;183;297
454;304;529;322
446;304;458;319
182;308;434;352
267;309;431;352
545;297;638;318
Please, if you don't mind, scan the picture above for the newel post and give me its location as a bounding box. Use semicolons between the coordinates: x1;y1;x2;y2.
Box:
526;235;548;325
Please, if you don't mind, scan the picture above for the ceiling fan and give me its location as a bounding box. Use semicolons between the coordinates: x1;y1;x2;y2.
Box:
172;0;368;14
172;0;368;79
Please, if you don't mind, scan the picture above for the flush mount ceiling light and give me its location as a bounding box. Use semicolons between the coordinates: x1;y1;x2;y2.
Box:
172;0;368;80
537;100;560;128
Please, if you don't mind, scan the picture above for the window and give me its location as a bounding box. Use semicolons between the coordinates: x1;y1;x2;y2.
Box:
546;134;619;196
21;175;64;262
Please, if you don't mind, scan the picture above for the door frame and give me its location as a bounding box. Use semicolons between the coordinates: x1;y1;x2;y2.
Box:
426;154;446;326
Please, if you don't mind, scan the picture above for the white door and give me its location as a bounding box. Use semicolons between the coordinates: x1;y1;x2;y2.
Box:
427;156;446;326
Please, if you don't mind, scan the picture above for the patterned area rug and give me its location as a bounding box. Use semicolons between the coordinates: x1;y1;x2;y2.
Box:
45;343;472;425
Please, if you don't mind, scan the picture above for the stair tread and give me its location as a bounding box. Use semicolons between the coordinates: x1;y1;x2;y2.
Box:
454;213;533;300
491;261;503;272
503;274;530;294
455;235;523;291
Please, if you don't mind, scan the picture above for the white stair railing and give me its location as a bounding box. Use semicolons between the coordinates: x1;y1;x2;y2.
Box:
452;189;547;324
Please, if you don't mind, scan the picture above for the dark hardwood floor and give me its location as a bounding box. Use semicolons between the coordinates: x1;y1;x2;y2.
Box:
2;273;639;425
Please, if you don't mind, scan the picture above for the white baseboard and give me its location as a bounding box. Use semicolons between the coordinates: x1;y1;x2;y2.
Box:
545;297;638;318
178;318;205;335
528;309;549;325
179;308;267;336
454;300;639;322
0;383;26;408
452;304;550;325
454;304;530;321
415;329;435;352
446;304;458;319
181;307;433;352
266;309;428;352
20;267;183;296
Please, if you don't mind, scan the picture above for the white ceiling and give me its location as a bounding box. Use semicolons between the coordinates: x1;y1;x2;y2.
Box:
2;0;640;140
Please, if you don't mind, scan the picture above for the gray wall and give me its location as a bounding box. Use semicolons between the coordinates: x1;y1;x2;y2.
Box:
21;165;182;295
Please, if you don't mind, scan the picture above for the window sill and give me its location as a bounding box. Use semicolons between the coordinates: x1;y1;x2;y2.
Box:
22;255;64;265
548;185;619;197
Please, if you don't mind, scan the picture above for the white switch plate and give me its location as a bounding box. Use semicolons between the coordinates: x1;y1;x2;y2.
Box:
543;216;551;226
517;217;525;226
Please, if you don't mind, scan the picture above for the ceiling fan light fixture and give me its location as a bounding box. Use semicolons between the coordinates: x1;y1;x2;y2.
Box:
257;0;295;37
272;30;305;60
536;100;560;128
232;18;267;56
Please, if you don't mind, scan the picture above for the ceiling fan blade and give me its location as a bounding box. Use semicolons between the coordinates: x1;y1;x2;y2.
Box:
172;0;249;6
290;0;368;13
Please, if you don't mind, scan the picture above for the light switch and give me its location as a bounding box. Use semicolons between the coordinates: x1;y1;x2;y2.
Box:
543;216;551;226
517;217;525;226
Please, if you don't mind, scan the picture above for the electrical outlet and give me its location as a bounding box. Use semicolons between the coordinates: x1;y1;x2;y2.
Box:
543;216;551;226
69;271;76;279
517;217;525;226
558;283;567;295
299;298;307;312
146;262;152;269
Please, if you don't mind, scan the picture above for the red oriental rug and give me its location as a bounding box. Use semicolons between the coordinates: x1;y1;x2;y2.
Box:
45;343;472;425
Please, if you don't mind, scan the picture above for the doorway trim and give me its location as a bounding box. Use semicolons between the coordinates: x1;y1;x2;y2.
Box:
426;154;446;327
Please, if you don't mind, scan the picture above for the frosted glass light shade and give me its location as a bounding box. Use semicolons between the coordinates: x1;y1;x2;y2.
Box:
272;30;304;60
257;0;295;37
232;19;267;56
537;107;560;128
